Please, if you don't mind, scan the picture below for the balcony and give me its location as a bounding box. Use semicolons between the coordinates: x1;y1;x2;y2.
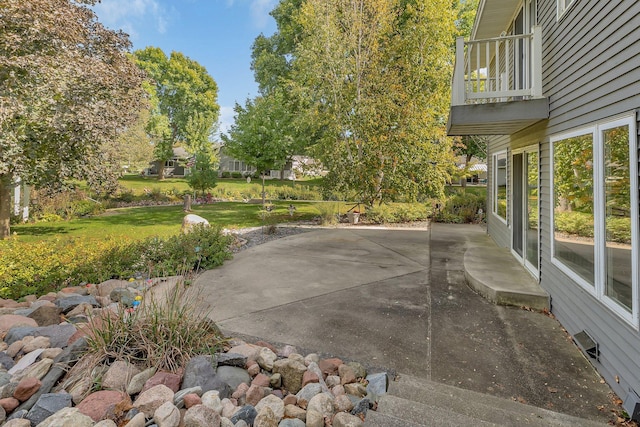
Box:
447;25;548;136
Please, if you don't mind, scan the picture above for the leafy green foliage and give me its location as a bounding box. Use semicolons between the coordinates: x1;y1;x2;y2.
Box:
0;226;231;299
433;191;486;223
0;0;146;238
366;203;431;224
187;151;218;198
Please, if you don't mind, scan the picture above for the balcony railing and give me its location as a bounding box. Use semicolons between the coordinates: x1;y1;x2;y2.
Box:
452;26;543;106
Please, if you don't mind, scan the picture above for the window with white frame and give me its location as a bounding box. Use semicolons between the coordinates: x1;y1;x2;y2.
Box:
493;151;508;223
551;115;638;325
557;0;576;18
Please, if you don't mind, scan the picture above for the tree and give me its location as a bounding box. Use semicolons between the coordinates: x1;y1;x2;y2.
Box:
290;0;457;205
453;135;487;187
104;106;155;173
186;111;218;198
133;48;219;179
187;151;218;199
0;0;145;239
222;92;295;204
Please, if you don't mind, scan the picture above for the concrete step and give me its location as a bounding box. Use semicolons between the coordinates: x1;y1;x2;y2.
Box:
366;373;605;427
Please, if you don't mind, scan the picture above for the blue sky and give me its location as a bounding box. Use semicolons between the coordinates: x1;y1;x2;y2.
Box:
92;0;278;136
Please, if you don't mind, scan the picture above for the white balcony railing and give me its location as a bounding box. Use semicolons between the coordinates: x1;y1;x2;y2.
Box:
452;26;543;106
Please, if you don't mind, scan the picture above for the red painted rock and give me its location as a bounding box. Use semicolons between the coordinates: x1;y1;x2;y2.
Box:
77;390;128;422
183;393;202;408
13;377;41;402
0;397;20;412
141;371;182;393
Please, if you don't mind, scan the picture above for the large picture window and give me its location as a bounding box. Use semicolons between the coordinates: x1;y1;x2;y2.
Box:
493;152;508;223
551;116;638;325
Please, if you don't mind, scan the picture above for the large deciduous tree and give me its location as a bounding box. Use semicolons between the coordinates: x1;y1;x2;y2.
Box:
0;0;145;239
291;0;457;205
133;48;219;179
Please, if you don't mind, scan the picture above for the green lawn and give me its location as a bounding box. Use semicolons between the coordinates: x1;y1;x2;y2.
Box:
118;174;322;196
9;201;321;243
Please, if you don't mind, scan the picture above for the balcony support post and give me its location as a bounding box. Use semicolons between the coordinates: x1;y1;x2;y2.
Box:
531;25;543;98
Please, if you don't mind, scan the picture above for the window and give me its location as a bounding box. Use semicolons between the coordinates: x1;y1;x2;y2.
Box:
493;152;508;223
551;115;638;325
557;0;575;19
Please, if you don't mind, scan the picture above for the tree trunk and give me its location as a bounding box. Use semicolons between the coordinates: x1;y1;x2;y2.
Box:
158;163;165;180
261;174;266;207
0;176;12;239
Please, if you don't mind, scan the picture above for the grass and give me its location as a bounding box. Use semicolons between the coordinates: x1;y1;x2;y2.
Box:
118;174;322;196
9;201;320;243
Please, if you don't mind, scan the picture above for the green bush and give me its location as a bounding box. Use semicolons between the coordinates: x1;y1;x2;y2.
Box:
367;203;430;224
0;226;232;299
314;202;340;225
231;171;243;179
433;191;486;223
553;211;594;238
220;171;231;178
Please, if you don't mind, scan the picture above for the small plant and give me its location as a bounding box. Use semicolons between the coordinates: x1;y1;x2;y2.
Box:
314;202;340;225
433;191;486;224
220;171;231;178
80;279;226;380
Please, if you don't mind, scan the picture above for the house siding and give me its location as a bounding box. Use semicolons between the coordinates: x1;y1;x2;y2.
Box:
486;135;510;249
483;0;640;400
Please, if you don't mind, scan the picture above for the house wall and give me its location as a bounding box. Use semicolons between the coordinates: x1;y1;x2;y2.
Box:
485;0;640;400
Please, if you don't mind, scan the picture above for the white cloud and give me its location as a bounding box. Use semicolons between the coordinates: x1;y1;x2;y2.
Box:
92;0;171;38
250;0;277;29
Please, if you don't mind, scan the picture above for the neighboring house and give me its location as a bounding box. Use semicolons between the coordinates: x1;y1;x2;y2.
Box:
218;148;258;177
144;147;190;177
218;148;323;180
456;156;487;185
447;0;640;415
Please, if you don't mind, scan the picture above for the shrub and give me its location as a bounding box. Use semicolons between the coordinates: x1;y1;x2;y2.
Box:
220;171;231;178
433;191;486;224
367;203;430;224
0;226;232;299
231;172;243;179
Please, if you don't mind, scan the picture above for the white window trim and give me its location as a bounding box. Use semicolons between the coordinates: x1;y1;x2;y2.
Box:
492;150;508;225
550;115;638;328
557;0;577;20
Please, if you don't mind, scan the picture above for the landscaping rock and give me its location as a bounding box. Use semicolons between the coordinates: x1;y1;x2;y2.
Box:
215;352;247;368
254;406;278;427
54;295;99;313
251;373;270;388
256;347;277;371
305;409;324;427
365;372;388;397
227;344;261;361
201;390;223;414
174;386;202;409
347;362;366;380
230;404;257;425
0;352;15;370
76;390;128;422
318;358;342;377
0;397;20;412
295;383;322;409
338;364;356;385
154;400;180;427
25;392;72;426
183;393;202;408
12;358;53;382
94;420;118;427
279;418;305;427
216;365;251;390
126;411;147;427
26;306;61;327
35;406;93;427
182;355;231;398
127;366;157;395
3;419;31;427
0;315;38;334
183;404;221;427
333;411;364;427
272;359;306;394
8;348;44;374
254;394;284;421
307;393;334;419
350;398;371;418
133;384;175;417
13;378;41;402
245;384;265;406
142;370;182;393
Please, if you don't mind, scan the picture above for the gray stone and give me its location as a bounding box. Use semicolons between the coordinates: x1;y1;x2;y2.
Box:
256;347;277;371
21;336;50;353
272;359;306;394
295;383;322;409
127;366;157;395
230;405;257;425
1;382;18;398
350;398;371;417
125;412;147;427
0;372;12;387
305;409;323;427
332;412;364;427
365;372;388;396
94;420;118;427
278;419;305;427
4;327;36;345
182;355;231;398
133;384;174;417
11;357;53;382
215;366;251;391
6;409;28;422
26;392;72;425
109;288;136;307
305;362;330;394
215;352;247;368
346;362;366;380
35;407;93;427
0;352;15;370
54;295;99;313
